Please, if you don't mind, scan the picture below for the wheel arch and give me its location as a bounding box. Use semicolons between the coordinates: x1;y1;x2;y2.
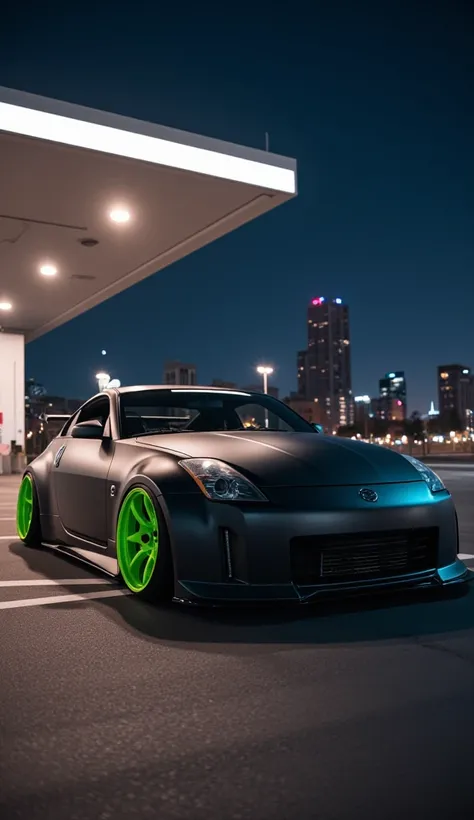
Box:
22;446;57;517
109;473;174;553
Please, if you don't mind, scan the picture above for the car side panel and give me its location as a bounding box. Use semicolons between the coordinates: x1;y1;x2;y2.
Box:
25;440;61;542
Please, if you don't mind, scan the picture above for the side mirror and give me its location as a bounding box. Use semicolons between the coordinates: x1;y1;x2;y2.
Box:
71;420;104;439
312;423;324;434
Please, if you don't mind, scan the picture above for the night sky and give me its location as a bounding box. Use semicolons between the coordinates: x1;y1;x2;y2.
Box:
1;2;473;412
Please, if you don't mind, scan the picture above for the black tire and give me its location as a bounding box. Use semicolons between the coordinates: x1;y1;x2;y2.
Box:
116;484;174;604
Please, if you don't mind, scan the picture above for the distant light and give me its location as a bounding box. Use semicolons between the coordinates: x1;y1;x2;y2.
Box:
0;301;12;311
256;366;274;375
39;264;57;276
109;208;131;224
388;372;395;379
463;369;469;374
335;298;342;304
397;400;403;406
354;395;371;403
95;372;110;392
101;349;107;355
108;379;121;388
311;297;325;306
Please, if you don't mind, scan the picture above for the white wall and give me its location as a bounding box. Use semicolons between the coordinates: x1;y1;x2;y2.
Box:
0;333;25;451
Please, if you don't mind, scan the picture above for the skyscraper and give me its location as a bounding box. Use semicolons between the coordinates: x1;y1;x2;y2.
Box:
297;297;352;430
438;365;473;429
377;371;407;420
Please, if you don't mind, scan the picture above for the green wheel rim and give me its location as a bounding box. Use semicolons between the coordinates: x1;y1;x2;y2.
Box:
116;488;159;593
17;474;34;540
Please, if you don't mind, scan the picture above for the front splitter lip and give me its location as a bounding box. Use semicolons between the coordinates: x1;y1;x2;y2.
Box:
173;560;471;608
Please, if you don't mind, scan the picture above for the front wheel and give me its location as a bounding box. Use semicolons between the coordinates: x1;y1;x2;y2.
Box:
116;486;173;603
16;472;42;547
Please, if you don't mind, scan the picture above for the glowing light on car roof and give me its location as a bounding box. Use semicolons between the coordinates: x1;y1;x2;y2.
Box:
171;389;251;396
0;101;296;194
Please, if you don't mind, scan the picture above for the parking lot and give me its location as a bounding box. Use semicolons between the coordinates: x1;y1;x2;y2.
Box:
1;465;474;820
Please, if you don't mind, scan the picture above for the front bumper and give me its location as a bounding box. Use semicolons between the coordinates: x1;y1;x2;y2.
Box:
161;481;469;605
173;559;470;606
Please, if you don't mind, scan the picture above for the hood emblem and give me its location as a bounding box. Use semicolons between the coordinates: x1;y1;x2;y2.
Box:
359;488;378;503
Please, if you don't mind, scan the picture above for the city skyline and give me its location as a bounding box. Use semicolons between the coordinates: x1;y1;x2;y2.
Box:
25;291;472;418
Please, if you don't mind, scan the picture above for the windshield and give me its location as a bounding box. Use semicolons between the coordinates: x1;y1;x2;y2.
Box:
119;389;315;438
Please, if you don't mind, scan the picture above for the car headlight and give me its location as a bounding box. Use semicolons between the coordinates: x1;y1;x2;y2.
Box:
403;455;446;494
179;458;267;502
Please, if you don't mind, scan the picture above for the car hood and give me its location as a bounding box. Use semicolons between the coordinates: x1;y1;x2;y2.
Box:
135;431;421;487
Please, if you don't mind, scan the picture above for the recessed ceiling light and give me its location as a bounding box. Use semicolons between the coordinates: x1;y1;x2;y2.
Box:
0;301;12;311
39;264;58;276
109;208;131;224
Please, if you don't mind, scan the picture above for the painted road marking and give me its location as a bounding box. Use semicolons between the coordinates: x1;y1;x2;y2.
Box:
0;535;17;540
0;588;130;610
0;578;116;587
458;553;474;560
0;517;15;520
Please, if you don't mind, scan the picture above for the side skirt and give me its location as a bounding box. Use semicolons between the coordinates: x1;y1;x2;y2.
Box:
42;541;119;578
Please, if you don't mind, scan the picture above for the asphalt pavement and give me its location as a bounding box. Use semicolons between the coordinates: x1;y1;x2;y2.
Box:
1;466;474;820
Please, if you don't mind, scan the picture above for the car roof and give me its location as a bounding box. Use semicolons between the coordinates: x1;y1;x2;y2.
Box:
108;385;255;396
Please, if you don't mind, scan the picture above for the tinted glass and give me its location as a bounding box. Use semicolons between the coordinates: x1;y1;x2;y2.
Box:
119;390;314;438
76;397;110;426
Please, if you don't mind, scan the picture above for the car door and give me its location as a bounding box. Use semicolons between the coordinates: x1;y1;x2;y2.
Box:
53;395;113;545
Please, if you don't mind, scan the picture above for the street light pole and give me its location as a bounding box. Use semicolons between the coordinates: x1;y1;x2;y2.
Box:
95;372;110;392
256;365;273;395
256;365;274;428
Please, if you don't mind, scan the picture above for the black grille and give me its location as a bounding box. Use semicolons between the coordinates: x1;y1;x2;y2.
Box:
290;528;439;586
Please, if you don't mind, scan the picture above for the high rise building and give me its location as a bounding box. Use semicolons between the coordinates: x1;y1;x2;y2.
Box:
296;350;307;397
163;361;197;386
438;365;473;429
378;371;407;420
353;395;372;436
297;297;352;430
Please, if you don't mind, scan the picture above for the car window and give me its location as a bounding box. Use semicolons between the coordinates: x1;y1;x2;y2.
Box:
233;402;293;431
60;413;78;437
119;390;314;438
75;397;110;428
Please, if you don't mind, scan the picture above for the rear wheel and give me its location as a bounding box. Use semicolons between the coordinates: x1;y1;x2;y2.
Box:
16;473;42;546
116;486;173;602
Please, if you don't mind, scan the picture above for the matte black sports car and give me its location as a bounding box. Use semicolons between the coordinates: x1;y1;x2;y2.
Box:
17;385;468;604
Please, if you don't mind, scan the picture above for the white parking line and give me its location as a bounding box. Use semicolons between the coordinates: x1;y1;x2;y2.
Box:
458;553;474;560
0;588;130;610
0;578;116;587
0;535;17;540
0;517;15;520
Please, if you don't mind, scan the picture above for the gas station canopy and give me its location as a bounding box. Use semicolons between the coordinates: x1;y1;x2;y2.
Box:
0;85;297;341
